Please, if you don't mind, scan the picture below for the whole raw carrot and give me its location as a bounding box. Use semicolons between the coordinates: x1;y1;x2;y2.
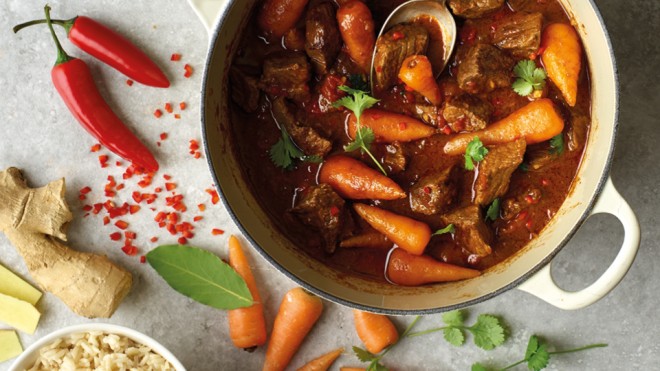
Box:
398;55;442;105
387;248;481;286
353;310;399;354
264;287;324;371
541;23;582;106
353;204;431;255
297;348;344;371
337;1;376;72
348;109;436;143
258;0;310;40
319;155;405;200
340;232;392;250
443;98;564;155
228;236;267;350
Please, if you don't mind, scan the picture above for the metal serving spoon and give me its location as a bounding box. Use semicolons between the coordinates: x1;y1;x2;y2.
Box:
370;0;457;93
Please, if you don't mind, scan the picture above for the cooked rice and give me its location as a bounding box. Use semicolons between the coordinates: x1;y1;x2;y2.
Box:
24;331;176;371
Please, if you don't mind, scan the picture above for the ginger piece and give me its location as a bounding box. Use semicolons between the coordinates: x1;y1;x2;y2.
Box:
0;264;42;305
0;330;23;362
0;167;132;318
0;292;40;334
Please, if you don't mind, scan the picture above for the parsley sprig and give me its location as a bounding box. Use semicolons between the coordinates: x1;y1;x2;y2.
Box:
549;133;565;155
333;85;387;175
407;310;506;350
269;125;322;170
512;60;547;97
465;137;489;170
432;224;455;236
486;198;501;221
472;335;607;371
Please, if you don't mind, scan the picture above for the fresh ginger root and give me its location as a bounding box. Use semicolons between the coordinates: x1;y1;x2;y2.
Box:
0;167;132;318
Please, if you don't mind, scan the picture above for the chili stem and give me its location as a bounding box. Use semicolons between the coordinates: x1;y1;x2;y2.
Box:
44;5;72;65
12;18;75;34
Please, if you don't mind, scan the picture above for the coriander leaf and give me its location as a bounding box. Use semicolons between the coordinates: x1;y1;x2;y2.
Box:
353;346;377;363
465;137;489;170
469;314;506;350
525;335;550;371
443;327;465;346
433;224;455;236
368;362;389;371
486;198;501;221
269;126;304;170
550;134;565;155
512;79;534;96
442;310;464;327
512;60;547;97
147;245;253;310
334;85;379;120
532;68;547;88
472;363;489;371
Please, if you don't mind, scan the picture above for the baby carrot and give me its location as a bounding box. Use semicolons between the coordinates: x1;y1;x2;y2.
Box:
353;204;431;255
336;1;376;73
297;348;344;371
348;109;436;143
227;236;267;350
319;155;405;200
398;55;442;105
340;232;392;250
443;98;564;155
387;248;481;286
264;287;324;371
541;23;582;107
258;0;309;39
353;310;399;354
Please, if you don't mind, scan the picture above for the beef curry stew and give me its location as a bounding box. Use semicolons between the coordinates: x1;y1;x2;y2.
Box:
229;0;590;286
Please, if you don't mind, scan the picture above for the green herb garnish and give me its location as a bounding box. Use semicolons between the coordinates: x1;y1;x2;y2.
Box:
486;198;501;221
472;335;607;371
512;60;547;97
433;224;455;236
147;245;253;310
269;125;321;170
407;310;506;350
333;86;386;175
549;133;565;155
465;136;489;170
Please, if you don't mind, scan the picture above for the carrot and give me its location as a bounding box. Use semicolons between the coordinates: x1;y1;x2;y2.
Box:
443;98;564;155
228;235;267;350
258;0;310;39
340;232;392;250
337;1;376;72
541;23;582;107
319;155;405;200
348;109;436;143
398;55;442;105
264;287;324;371
353;204;431;255
353;310;399;354
387;248;481;286
297;348;344;371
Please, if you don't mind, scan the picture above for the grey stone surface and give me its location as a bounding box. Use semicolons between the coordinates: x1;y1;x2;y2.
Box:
0;0;658;370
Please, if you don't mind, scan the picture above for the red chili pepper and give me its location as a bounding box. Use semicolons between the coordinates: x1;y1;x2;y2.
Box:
14;9;170;88
33;6;159;172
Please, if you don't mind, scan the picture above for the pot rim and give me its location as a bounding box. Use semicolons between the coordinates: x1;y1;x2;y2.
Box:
200;0;619;315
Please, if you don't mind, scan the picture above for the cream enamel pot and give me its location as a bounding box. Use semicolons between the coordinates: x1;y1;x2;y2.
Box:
190;0;640;313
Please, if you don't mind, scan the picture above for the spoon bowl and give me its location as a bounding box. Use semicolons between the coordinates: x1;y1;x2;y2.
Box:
370;0;457;93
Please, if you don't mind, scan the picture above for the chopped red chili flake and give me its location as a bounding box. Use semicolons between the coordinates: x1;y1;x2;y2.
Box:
82;205;93;212
167;213;178;223
116;161;123;167
155;187;163;193
103;216;110;225
125;231;137;239
154;212;167;223
193;216;203;222
179;102;187;110
171;53;182;61
129;205;141;214
329;205;340;217
79;194;87;201
154;109;163;118
165;103;173;113
178;237;188;244
98;155;109;168
198;204;206;212
183;231;194;239
174;114;181;119
150;237;159;243
173;202;187;212
212;228;225;236
115;220;129;230
140;255;147;264
441;125;452;135
126;79;134;86
116;183;125;190
160;132;168;140
392;31;405;40
423;186;432;194
163;174;172;180
189;140;200;151
92;203;103;214
193;152;201;159
165;182;177;191
105;190;116;198
90;144;102;152
110;232;122;241
206;189;219;205
184;64;193;78
122;245;138;256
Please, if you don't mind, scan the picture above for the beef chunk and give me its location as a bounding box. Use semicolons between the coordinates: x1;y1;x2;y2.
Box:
271;97;332;157
373;24;429;94
506;0;534;11
448;0;505;19
493;12;543;58
410;167;457;215
567;110;589;152
290;184;346;253
331;52;364;77
440;205;493;257
442;93;493;132
259;51;311;103
230;66;261;113
373;142;407;173
474;139;526;205
379;90;440;126
305;2;341;75
457;44;514;94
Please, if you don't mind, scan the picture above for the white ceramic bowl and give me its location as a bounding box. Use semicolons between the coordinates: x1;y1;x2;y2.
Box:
10;323;186;371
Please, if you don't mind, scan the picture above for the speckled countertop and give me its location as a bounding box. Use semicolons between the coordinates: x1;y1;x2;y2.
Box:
1;0;659;370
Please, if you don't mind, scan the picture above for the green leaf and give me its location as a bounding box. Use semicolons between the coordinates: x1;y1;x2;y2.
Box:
334;85;379;121
472;363;489;371
525;335;550;371
269;126;304;170
368;362;389;371
486;198;501;221
147;245;253;310
512;79;534;96
512;60;547;97
465;137;489;170
442;310;464;327
550;134;565;155
443;327;465;346
469;314;506;350
353;346;377;363
433;224;455;236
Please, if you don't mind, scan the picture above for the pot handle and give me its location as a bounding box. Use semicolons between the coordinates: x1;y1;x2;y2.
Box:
517;177;640;310
187;0;229;34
